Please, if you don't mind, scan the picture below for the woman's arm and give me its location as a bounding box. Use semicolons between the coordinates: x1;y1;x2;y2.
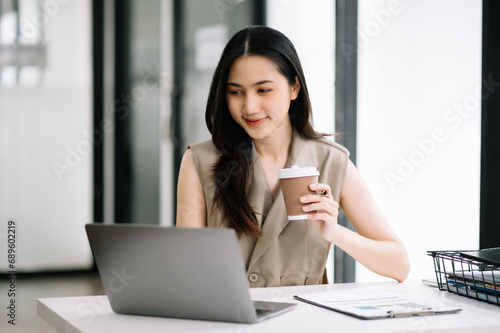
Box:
176;149;207;228
336;160;410;282
303;159;410;282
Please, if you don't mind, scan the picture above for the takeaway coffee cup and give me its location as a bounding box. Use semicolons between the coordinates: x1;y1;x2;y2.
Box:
278;165;320;220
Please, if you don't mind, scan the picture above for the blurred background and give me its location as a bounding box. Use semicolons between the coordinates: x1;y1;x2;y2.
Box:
1;0;499;329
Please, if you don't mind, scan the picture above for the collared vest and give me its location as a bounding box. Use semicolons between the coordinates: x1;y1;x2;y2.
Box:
189;130;349;287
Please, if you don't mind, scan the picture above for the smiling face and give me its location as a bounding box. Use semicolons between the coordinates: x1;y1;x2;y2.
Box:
225;56;300;142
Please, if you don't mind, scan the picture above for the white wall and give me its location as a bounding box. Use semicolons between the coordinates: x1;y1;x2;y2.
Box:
0;0;93;271
356;0;482;282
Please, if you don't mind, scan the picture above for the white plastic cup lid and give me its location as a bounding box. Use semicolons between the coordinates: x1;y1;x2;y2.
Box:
278;165;319;178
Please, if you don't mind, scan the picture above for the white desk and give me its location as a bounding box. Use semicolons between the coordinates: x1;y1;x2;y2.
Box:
38;280;500;333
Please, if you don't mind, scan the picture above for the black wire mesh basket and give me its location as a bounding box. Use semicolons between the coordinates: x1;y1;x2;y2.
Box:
427;250;500;306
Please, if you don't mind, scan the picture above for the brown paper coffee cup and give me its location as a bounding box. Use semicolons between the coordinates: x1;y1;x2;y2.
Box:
278;166;319;220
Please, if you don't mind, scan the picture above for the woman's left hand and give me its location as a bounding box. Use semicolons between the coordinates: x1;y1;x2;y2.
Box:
300;183;340;243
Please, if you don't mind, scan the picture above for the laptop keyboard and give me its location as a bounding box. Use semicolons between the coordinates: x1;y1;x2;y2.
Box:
255;308;273;317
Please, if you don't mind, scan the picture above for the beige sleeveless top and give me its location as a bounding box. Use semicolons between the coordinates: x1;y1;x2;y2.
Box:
189;130;349;287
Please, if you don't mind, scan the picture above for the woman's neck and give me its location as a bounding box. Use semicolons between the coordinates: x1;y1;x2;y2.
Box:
254;125;293;165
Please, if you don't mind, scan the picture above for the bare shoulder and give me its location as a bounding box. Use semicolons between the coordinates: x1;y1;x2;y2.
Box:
176;148;206;228
341;159;369;204
340;160;400;240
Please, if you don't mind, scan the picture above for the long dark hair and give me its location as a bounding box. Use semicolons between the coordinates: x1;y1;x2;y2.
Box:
205;26;324;239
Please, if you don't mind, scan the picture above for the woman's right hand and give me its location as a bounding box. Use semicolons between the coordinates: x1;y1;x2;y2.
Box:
300;183;340;243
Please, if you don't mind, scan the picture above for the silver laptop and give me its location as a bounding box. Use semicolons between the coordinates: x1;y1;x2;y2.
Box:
85;224;296;324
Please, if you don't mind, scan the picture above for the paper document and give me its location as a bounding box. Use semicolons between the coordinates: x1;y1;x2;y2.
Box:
294;289;461;320
446;270;500;300
448;270;500;288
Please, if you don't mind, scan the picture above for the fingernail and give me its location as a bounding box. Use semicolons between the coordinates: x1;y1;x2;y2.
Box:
300;196;307;202
303;205;309;211
309;184;317;189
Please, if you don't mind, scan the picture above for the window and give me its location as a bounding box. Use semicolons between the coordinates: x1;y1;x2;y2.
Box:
0;0;93;270
357;0;482;281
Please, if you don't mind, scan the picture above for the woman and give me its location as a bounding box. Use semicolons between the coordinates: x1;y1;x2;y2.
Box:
177;26;410;287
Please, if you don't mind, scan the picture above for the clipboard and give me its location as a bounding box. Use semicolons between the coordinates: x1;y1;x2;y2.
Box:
293;290;462;320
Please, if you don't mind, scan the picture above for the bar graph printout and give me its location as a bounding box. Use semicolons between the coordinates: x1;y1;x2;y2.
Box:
294;290;461;319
